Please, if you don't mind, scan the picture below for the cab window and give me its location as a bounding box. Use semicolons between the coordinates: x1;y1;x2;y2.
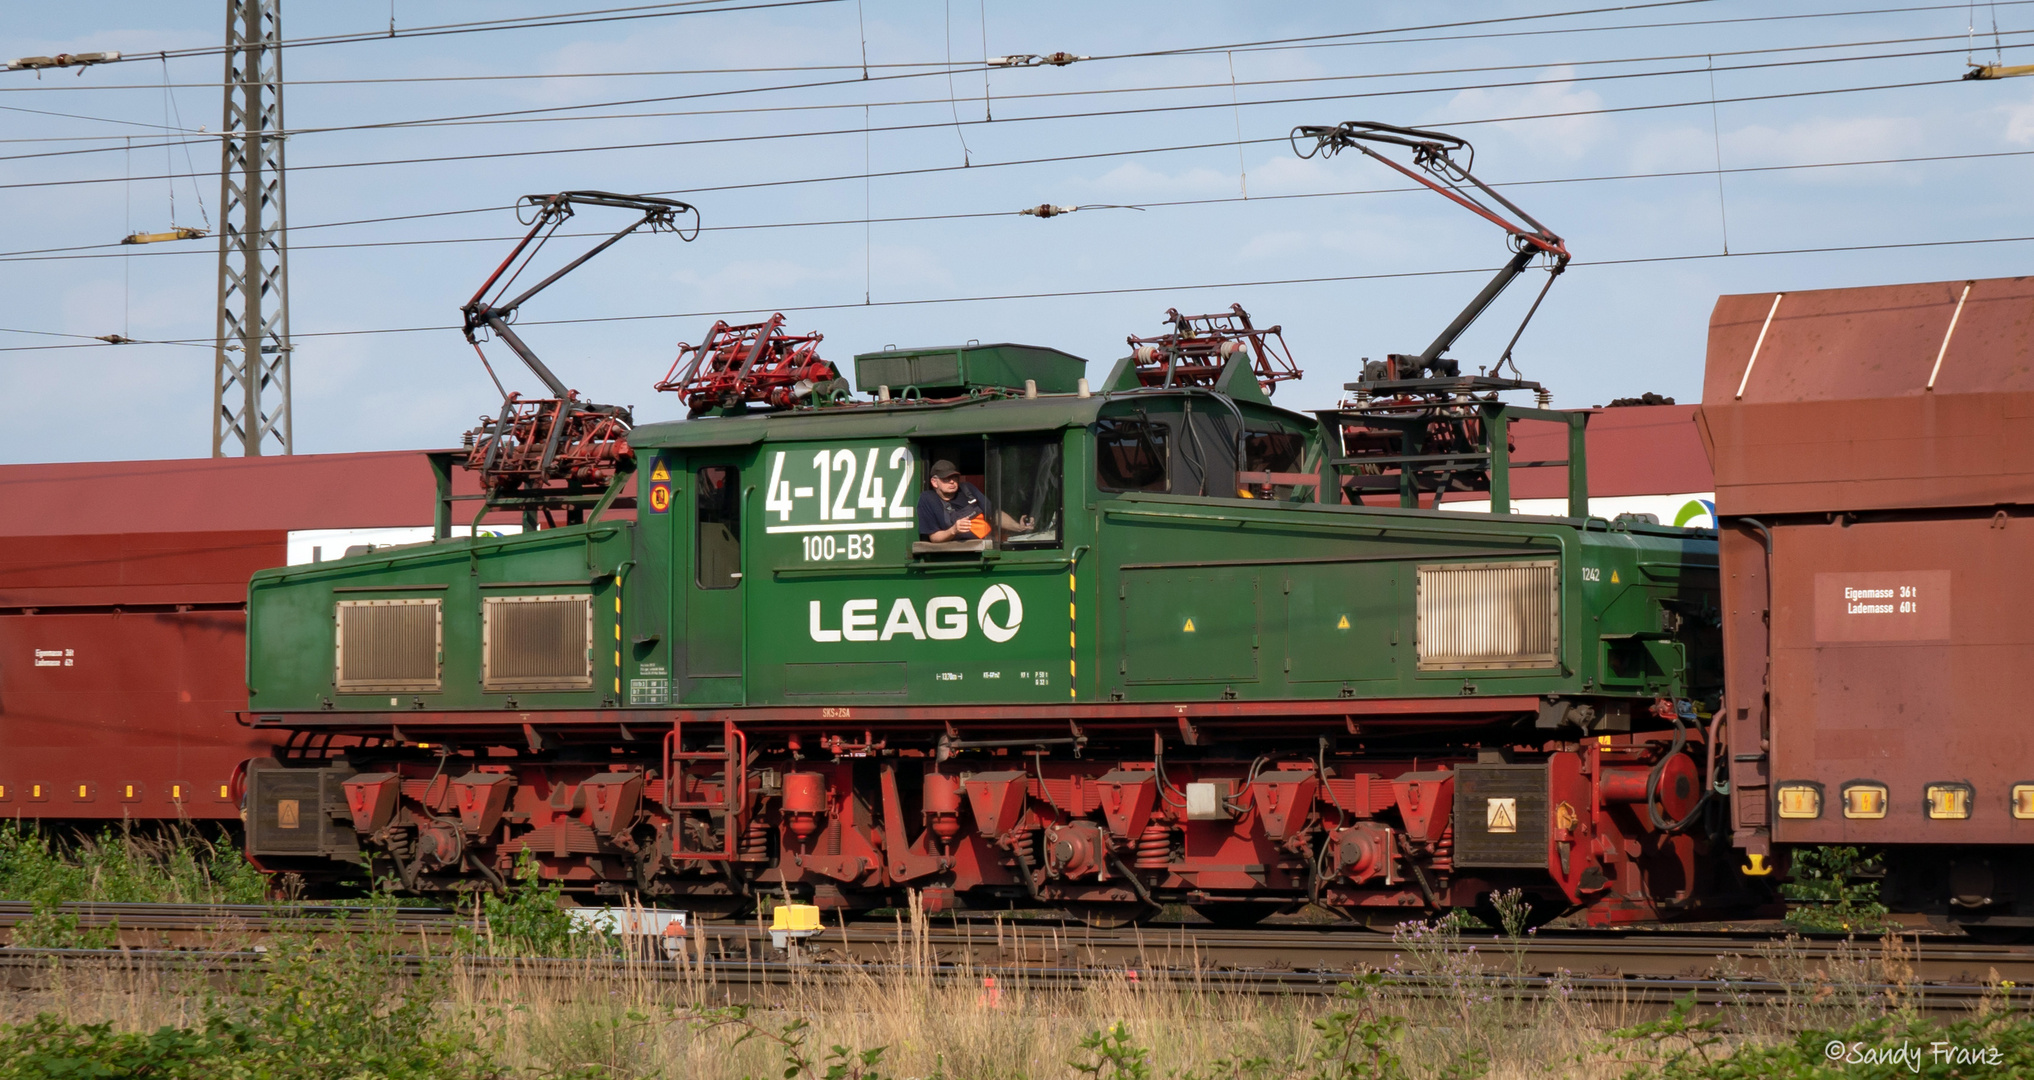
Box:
695;466;740;588
1241;427;1307;499
911;434;1064;550
1096;418;1168;492
987;436;1063;548
1168;404;1239;498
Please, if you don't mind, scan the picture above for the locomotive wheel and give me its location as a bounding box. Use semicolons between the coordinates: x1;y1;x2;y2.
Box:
1343;911;1431;933
1067;901;1157;929
1190;903;1282;928
677;890;756;922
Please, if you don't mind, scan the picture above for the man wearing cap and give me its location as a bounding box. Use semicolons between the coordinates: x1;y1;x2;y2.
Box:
917;459;1032;543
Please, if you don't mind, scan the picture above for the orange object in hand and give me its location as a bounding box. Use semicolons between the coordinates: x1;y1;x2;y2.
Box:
967;515;992;539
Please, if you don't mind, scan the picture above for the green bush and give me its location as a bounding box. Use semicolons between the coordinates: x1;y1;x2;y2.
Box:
0;821;270;947
456;850;583;958
1781;846;1891;934
0;821;268;906
0;909;495;1079
1065;975;1487;1080
1607;995;2034;1078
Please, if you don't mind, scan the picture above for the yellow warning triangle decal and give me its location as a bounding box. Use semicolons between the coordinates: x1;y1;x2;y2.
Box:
1182;618;1196;632
1610;569;1620;584
649;460;671;482
1336;615;1350;629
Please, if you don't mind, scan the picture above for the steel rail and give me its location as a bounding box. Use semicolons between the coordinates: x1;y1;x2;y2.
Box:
3;903;2030;990
2;945;2026;1018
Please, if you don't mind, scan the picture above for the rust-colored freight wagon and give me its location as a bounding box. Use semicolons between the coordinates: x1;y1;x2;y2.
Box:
1700;275;2034;937
0;452;485;822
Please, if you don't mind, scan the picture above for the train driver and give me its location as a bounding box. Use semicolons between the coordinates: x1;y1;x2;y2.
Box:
918;459;1033;542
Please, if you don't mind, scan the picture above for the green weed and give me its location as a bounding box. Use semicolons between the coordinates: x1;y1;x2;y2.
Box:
0;900;494;1079
0;821;268;906
0;821;269;948
1605;994;2034;1078
454;851;587;958
1782;846;1892;934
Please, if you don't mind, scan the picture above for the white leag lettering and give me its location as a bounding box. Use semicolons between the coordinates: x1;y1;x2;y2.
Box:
881;598;926;640
808;585;1024;644
842;599;879;641
926;597;968;640
809;600;842;642
977;583;1023;643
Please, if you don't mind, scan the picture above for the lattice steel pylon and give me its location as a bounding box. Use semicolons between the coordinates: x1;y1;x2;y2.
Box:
210;0;292;456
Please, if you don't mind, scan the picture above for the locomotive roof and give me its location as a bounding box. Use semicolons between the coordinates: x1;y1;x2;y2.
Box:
628;379;1317;451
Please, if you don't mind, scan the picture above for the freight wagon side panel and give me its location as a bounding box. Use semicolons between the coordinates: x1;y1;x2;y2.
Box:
0;609;268;819
1766;515;2034;846
1700;275;2034;853
0;531;281;608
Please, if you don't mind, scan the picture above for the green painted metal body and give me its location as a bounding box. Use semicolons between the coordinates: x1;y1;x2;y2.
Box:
246;364;1719;719
852;343;1089;397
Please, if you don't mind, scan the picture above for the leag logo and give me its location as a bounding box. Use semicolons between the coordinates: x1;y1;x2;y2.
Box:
809;583;1024;643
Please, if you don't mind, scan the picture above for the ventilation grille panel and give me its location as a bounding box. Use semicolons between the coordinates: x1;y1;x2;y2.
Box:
335;599;442;692
484;594;594;691
1416;560;1559;670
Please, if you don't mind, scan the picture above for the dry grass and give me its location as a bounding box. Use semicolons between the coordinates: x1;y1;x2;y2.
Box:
3;910;2025;1079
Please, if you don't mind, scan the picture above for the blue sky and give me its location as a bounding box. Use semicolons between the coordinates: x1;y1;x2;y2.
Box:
3;1;2031;462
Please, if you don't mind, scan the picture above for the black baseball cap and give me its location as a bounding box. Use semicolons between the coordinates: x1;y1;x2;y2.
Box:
930;459;961;479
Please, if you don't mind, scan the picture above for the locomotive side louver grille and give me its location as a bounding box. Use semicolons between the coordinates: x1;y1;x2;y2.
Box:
1416;560;1559;670
483;595;593;691
334;599;442;692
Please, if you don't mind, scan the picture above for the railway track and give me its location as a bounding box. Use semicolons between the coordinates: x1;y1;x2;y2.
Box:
2;945;2025;1017
3;903;2029;1016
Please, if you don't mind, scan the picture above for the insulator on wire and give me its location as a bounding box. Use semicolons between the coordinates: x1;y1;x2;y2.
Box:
986;52;1087;67
8;51;121;71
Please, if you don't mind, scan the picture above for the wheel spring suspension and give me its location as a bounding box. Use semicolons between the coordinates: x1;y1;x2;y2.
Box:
739;817;771;861
1134;823;1173;870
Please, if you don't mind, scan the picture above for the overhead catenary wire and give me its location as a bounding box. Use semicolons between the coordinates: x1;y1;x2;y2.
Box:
0;0;1706;77
1101;0;2034;59
10;0;2026;85
5;27;2026;160
9;232;2034;353
8;145;2033;264
8;5;2032;355
0;0;853;72
0;67;1989;193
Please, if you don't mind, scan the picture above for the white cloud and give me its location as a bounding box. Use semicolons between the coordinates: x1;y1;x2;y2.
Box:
2006;93;2034;145
1085;161;1241;199
1727;115;1920;163
1722;115;1926;184
1438;66;1609;159
1241;154;1345;197
1624;125;1724;174
668;243;951;310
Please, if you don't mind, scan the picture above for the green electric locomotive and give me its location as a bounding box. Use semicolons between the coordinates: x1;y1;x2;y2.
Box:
242;341;1727;926
239;125;1743;927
